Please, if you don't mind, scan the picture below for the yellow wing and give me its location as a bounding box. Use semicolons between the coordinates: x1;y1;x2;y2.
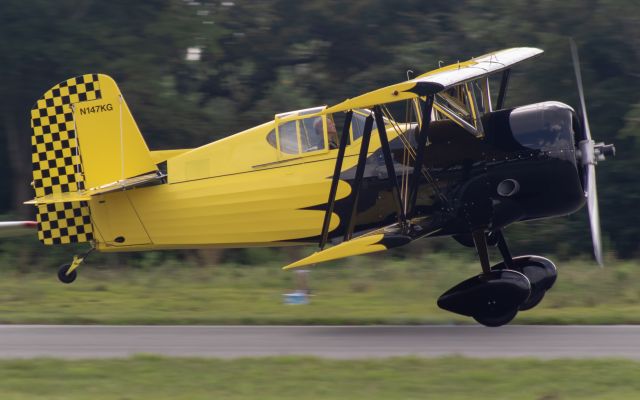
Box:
283;230;412;270
324;47;543;114
24;192;91;205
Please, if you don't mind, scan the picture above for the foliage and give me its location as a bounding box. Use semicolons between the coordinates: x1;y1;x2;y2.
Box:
0;0;638;257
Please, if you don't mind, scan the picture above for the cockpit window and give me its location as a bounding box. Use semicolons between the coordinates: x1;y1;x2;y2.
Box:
266;106;328;156
278;121;299;154
300;116;325;152
351;110;378;141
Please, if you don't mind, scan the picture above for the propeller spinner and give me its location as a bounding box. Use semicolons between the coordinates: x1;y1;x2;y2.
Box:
570;39;616;266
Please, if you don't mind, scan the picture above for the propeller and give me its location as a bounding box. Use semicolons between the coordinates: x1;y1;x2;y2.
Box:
570;39;615;266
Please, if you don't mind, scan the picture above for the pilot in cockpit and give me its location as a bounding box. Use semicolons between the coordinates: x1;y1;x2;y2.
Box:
315;117;339;149
326;118;339;149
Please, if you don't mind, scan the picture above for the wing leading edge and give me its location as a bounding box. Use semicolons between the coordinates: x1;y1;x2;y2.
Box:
324;47;543;114
283;231;412;270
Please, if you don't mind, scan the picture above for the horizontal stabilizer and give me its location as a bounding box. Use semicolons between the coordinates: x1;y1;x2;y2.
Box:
0;221;37;238
84;172;165;196
25;172;164;205
283;233;411;270
24;192;91;205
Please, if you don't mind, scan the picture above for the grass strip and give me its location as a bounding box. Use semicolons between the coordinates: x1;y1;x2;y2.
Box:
1;254;638;325
1;356;639;400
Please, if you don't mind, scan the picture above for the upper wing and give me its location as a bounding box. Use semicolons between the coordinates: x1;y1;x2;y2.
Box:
325;47;543;114
414;47;543;86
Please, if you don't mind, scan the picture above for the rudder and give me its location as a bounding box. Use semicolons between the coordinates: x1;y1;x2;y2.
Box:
30;74;100;244
29;74;157;245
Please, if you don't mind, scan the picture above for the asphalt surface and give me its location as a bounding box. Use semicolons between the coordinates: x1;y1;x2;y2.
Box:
0;325;638;359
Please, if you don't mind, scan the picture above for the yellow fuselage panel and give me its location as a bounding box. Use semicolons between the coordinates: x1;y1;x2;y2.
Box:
149;149;192;164
94;155;357;251
91;112;405;251
90;192;151;247
166;118;389;184
168;121;279;183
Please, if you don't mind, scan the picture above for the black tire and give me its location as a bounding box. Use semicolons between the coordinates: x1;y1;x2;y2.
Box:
438;269;530;327
491;256;557;311
57;264;77;284
518;288;546;311
473;306;519;327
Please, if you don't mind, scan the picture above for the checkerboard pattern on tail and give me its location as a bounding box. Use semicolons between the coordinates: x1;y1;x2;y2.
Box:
36;202;93;245
30;74;101;245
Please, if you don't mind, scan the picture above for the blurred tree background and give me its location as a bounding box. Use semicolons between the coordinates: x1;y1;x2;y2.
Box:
0;0;638;265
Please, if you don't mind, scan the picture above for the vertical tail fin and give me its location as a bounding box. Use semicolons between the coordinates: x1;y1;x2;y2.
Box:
29;74;157;245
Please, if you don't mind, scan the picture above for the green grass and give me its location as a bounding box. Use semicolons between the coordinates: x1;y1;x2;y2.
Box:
1;356;639;399
1;252;640;325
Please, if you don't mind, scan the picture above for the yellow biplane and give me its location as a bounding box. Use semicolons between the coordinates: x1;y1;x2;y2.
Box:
7;44;615;326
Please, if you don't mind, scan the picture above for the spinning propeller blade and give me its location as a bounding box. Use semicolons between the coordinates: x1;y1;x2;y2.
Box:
571;39;592;144
570;39;611;266
586;164;603;266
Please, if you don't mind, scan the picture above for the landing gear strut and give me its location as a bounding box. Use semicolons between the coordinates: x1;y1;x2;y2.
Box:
438;230;557;327
57;248;94;284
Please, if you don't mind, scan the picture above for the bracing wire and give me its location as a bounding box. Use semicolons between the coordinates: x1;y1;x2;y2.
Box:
380;103;449;208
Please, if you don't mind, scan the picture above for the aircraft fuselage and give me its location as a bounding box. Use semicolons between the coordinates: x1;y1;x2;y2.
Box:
90;101;585;252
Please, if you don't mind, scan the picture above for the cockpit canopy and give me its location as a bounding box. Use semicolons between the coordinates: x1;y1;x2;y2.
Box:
266;107;380;159
266;106;329;157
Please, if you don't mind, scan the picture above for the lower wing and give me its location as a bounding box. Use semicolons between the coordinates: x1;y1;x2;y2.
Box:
283;219;440;270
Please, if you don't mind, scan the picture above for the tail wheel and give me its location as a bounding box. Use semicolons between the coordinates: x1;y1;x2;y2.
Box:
57;264;77;284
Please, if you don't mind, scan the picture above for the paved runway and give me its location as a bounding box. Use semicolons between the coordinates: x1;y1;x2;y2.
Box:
0;325;638;359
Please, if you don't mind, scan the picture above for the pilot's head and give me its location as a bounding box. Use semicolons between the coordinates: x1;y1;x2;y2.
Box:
327;118;337;135
315;117;339;149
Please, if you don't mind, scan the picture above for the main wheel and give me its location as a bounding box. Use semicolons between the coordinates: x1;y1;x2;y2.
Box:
492;256;557;311
57;264;77;284
438;269;530;327
473;306;519;327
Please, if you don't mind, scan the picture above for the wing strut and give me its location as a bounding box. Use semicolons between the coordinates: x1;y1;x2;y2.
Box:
319;110;353;250
373;106;407;227
496;69;511;110
407;95;434;218
343;114;375;241
321;101;435;246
